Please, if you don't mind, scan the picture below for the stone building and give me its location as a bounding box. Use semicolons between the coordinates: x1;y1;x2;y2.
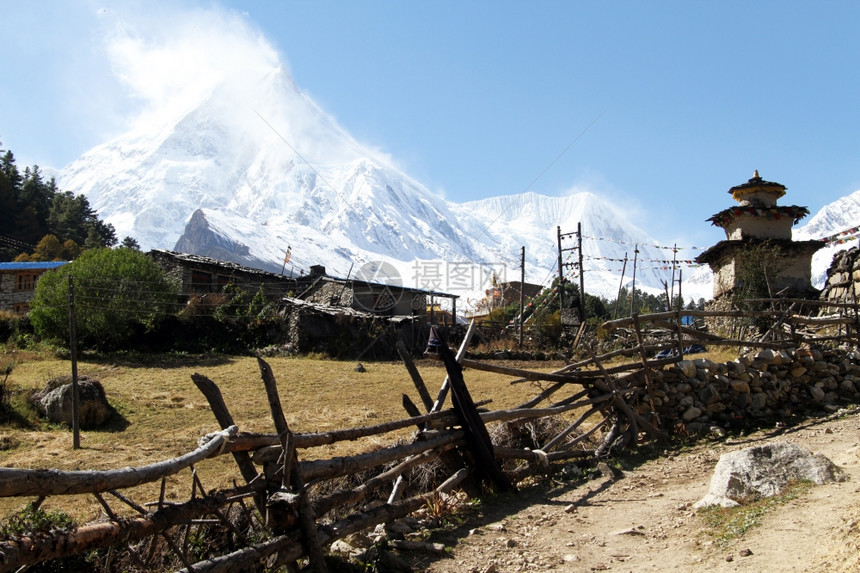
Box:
695;171;825;301
147;249;299;301
148;251;455;322
301;265;458;321
0;261;68;314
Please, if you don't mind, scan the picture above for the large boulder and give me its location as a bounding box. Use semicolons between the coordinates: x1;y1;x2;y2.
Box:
38;376;111;428
694;442;846;508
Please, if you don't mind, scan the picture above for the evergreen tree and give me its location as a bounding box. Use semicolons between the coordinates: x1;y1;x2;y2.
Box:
49;191;96;245
13;205;42;246
119;236;141;250
19;166;52;240
1;150;22;190
88;219;117;248
0;143;117;261
0;171;17;257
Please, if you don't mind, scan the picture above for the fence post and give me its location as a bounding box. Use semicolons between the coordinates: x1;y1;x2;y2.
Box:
68;275;80;450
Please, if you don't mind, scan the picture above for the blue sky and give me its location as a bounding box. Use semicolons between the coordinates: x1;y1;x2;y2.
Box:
3;1;859;248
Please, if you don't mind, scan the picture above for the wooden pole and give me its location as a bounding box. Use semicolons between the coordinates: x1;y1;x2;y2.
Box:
519;246;525;349
577;222;585;323
669;243;677;306
557;225;565;312
68;275;80;450
630;245;639;316
613;253;628;320
191;373;264;512
257;358;326;573
395;340;433;412
429;319;477;413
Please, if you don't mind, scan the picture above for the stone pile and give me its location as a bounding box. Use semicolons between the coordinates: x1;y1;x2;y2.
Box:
819;246;860;306
638;346;860;433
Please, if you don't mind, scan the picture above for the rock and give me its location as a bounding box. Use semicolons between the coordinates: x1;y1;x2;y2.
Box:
693;442;846;508
676;360;697;378
597;461;623;479
330;539;358;555
609;527;644;536
354;363;366;372
755;349;778;364
682;406;702;422
39;377;111;428
809;386;826;402
387;520;413;535
730;380;751;393
698;384;720;404
749;393;767;410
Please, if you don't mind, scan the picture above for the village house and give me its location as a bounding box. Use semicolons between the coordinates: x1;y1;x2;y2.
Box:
147;249;299;301
148;251;458;323
0;261;69;314
300;264;459;322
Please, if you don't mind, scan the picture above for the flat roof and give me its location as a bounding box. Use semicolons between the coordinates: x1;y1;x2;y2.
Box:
0;261;69;271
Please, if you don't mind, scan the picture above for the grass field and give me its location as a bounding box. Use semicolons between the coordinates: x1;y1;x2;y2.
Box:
0;349;566;524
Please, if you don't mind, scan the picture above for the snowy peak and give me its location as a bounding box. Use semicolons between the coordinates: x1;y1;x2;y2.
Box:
795;189;860;287
55;58;858;309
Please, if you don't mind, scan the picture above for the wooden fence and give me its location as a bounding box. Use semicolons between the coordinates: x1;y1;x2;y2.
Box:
0;299;858;572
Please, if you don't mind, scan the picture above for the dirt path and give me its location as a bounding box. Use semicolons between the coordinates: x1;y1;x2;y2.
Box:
402;409;860;572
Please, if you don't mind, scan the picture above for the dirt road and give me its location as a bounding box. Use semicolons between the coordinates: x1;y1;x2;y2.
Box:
401;409;860;572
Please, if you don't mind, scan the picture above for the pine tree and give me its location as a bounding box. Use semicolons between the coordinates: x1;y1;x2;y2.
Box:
119;236;141;250
1;150;22;190
19;166;52;240
0;171;17;251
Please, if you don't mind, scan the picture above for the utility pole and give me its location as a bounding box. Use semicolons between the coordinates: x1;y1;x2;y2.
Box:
519;246;525;349
556;225;582;320
613;253;628;320
68;276;80;450
577;222;585;323
556;226;564;313
669;243;678;308
630;245;639;316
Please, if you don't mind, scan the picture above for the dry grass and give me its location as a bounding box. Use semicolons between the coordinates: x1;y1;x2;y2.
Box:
0;350;570;524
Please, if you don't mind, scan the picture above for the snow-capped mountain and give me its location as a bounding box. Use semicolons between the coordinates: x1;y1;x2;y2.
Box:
57;63;852;310
794;189;860;287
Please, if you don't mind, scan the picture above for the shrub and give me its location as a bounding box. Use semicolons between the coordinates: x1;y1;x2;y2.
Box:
29;248;178;350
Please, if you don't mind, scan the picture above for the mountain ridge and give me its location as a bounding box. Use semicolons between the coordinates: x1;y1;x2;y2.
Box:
55;65;857;308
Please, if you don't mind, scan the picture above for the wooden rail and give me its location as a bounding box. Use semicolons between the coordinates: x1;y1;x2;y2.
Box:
0;300;857;572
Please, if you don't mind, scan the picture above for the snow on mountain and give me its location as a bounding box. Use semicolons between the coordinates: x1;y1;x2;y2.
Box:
56;62;856;312
794;189;860;287
453;192;691;300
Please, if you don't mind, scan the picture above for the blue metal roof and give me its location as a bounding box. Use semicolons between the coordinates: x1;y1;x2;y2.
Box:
0;261;69;271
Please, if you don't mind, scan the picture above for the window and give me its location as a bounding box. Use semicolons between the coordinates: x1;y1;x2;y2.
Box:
16;273;35;292
191;270;212;292
13;302;30;314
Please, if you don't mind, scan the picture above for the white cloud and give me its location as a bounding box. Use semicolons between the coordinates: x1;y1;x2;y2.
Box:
93;2;399;170
102;5;281;125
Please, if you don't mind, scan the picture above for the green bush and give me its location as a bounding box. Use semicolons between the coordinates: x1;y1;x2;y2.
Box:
29;248;178;350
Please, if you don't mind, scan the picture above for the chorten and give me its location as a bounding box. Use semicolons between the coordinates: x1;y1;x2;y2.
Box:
695;171;824;300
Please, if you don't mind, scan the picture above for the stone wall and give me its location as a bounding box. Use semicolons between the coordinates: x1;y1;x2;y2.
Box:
643;346;860;434
818;246;860;306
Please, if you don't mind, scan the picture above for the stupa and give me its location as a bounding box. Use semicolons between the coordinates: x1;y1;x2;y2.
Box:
695;171;824;300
